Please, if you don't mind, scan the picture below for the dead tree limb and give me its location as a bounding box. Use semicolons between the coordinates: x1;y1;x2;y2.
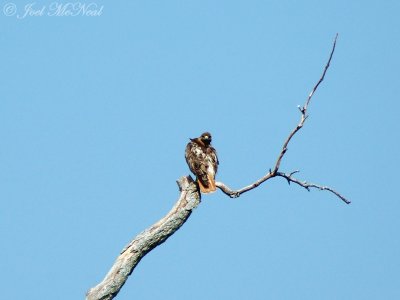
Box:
86;34;349;300
86;176;200;300
276;171;350;204
216;34;350;204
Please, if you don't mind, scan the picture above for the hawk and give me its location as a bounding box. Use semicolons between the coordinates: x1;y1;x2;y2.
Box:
185;132;219;193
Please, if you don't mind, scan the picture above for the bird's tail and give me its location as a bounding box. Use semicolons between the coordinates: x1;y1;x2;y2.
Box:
197;175;217;193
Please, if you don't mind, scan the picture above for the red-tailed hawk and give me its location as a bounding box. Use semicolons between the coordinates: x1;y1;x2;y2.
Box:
185;132;219;193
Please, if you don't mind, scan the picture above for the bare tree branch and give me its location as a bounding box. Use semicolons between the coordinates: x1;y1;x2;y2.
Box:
276;171;351;204
216;34;349;204
86;34;349;300
86;176;200;300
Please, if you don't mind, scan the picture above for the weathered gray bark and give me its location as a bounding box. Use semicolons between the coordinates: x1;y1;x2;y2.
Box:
86;176;200;300
86;34;348;300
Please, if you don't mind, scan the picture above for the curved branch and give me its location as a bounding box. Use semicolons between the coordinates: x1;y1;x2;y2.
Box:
86;176;200;300
216;34;349;204
87;33;348;300
273;34;338;174
276;172;351;204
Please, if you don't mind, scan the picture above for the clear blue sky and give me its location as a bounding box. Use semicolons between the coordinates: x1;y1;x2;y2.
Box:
1;1;399;299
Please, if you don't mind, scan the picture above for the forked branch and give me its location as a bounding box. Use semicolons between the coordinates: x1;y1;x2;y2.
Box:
216;34;350;204
87;34;349;300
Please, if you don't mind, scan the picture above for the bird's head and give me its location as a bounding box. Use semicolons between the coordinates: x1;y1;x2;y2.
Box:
200;132;212;145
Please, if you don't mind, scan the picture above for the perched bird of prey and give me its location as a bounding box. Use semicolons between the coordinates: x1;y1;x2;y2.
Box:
185;132;219;193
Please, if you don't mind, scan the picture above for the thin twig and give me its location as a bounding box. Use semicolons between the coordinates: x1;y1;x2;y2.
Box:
216;34;349;204
273;33;338;174
276;172;351;204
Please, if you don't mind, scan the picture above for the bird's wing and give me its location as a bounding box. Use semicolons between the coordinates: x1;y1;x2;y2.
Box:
185;141;218;193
